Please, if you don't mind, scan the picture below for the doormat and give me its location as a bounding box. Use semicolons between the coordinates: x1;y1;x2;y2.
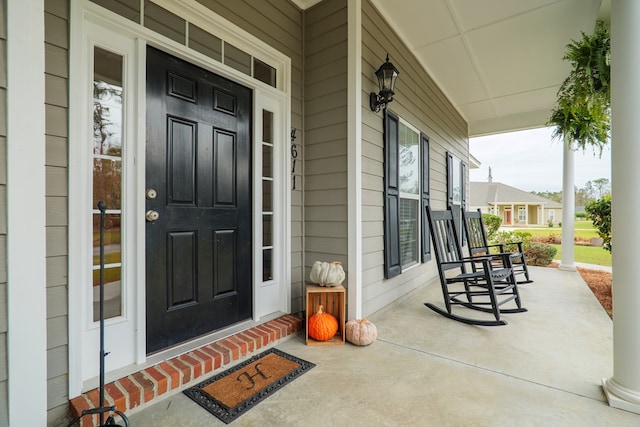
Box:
183;348;315;424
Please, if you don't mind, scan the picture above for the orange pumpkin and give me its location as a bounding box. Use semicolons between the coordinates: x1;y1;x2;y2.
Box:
308;305;338;341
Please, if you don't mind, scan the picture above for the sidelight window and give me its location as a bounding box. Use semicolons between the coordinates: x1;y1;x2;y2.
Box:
262;109;274;282
92;46;124;321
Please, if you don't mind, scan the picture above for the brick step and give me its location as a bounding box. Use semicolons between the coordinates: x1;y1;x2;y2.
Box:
69;314;303;427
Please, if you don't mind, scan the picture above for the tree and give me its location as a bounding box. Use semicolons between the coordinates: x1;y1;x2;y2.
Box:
548;21;610;154
481;213;501;241
585;195;611;252
530;190;562;203
592;177;611;198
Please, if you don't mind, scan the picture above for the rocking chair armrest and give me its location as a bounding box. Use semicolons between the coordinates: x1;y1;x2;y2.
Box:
486;243;506;251
453;255;504;268
489;241;525;252
466;252;514;267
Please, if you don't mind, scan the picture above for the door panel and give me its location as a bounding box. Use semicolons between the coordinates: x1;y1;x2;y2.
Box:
146;46;252;354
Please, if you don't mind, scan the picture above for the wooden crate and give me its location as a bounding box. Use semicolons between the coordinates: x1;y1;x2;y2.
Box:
305;283;345;345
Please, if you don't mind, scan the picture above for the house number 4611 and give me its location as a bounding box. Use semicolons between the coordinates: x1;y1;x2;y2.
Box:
291;128;298;190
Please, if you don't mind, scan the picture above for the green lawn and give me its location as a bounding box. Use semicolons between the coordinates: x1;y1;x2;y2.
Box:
507;221;611;266
513;221;598;240
551;244;612;266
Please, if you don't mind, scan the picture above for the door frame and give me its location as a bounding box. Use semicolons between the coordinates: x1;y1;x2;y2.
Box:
68;0;291;397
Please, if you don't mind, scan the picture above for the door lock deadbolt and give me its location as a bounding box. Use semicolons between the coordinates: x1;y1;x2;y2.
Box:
146;188;158;199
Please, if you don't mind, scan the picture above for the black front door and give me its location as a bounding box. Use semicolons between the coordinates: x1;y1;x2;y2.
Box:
145;46;252;354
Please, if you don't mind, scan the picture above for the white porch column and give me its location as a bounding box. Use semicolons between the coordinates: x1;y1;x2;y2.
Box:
347;0;363;319
602;0;640;413
7;0;47;424
559;136;575;271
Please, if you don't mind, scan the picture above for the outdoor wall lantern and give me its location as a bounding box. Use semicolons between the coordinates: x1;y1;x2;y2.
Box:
370;54;399;112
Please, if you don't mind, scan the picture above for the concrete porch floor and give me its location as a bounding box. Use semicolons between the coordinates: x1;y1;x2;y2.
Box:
128;266;639;426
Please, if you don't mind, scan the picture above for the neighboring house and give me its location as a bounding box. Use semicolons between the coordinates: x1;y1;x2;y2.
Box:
6;1;635;426
470;181;563;226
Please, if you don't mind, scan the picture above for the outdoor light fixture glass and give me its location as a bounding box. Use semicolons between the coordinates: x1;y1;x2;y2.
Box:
370;54;399;112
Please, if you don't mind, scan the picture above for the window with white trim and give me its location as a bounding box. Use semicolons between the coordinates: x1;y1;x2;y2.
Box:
549;209;555;222
383;111;430;279
518;206;526;222
446;152;467;246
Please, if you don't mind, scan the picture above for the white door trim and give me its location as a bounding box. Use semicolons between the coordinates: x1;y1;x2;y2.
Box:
69;0;292;397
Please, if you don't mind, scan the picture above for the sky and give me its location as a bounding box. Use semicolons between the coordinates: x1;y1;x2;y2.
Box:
469;127;611;193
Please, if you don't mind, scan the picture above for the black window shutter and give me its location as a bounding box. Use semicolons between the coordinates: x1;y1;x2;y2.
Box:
384;110;401;279
446;152;454;209
420;133;431;262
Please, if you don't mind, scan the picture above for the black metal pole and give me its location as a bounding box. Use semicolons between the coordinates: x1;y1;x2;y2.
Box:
97;201;106;426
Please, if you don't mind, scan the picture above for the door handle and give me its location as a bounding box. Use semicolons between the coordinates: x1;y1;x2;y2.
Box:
146;210;160;222
146;188;158;199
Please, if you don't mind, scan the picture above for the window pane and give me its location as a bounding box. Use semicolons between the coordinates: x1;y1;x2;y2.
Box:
92;267;122;321
144;2;186;44
263;180;273;212
399;123;419;195
263;248;273;282
188;23;222;62
94;49;123;156
92;214;122;265
400;199;418;266
452;157;461;204
263;110;273;144
224;43;251;76
93;159;122;209
262;144;272;178
254;58;276;87
263;214;272;247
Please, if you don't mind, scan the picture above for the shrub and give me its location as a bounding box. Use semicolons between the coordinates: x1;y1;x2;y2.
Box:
492;231;533;252
525;243;558;266
481;213;502;241
576;211;587;219
585;195;612;252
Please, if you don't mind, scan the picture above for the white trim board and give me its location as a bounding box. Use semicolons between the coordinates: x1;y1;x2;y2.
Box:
6;0;47;425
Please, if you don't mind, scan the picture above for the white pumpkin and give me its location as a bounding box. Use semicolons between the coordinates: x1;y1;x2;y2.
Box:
309;261;345;287
345;318;377;346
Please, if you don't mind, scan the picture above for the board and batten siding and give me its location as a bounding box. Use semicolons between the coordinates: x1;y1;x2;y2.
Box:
303;0;348;298
197;0;305;313
44;0;70;424
360;0;469;316
0;0;6;424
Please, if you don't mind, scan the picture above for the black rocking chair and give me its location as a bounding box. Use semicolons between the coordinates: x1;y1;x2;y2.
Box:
425;207;527;326
463;209;533;284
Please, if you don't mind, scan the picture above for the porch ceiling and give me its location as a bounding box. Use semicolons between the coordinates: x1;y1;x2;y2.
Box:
369;0;610;137
294;0;610;137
